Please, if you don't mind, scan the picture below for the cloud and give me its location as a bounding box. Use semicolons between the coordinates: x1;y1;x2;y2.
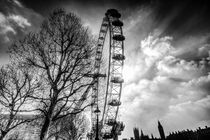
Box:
157;56;207;81
163;96;210;132
0;13;16;35
0;13;31;37
13;0;23;7
19;0;152;15
0;12;31;58
8;14;31;28
121;34;210;138
0;0;43;63
0;12;16;57
141;35;173;66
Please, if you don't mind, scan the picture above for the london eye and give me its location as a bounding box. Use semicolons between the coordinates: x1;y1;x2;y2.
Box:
88;9;125;140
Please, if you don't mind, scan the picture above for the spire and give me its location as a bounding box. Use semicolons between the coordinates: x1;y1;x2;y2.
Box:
133;127;140;140
151;134;154;139
158;120;165;140
141;129;144;137
158;120;161;126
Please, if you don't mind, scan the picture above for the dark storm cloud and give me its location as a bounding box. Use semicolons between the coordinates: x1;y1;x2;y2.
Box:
19;0;150;15
17;0;210;39
116;0;210;63
153;0;210;39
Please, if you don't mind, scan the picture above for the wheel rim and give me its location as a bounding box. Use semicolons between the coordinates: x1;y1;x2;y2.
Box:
91;9;125;140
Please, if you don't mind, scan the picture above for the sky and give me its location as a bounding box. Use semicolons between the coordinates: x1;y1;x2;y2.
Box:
1;0;210;139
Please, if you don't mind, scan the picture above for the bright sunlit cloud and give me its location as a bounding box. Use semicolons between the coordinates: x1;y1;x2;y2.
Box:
121;32;210;137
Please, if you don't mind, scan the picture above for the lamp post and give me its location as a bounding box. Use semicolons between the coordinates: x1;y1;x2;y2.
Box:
94;106;101;140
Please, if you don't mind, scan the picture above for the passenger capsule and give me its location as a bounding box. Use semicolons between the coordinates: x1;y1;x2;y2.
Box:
112;54;125;60
106;9;121;18
107;118;116;126
102;22;108;26
112;20;123;26
96;50;101;54
98;44;103;49
92;94;97;98
108;99;121;106
113;35;125;41
95;57;101;61
111;76;124;83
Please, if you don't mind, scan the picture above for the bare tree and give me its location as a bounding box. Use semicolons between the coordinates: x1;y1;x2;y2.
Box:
9;9;94;140
0;63;41;140
48;113;89;140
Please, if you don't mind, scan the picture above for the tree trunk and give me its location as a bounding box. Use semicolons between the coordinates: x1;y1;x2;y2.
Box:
40;100;56;140
113;134;118;140
39;87;59;140
55;135;59;140
0;130;7;140
0;116;13;140
0;114;14;140
40;117;51;140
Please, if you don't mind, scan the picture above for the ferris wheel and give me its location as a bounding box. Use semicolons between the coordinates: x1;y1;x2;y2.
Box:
88;9;125;140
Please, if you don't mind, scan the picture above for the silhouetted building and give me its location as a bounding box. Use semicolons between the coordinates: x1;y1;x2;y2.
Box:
140;130;150;140
133;128;150;140
167;126;210;140
141;129;144;138
151;134;154;139
133;127;140;140
131;121;210;140
158;121;165;140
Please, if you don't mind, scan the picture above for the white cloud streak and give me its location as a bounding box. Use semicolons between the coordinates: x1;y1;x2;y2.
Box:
0;12;31;43
13;0;23;7
8;14;31;28
0;13;16;35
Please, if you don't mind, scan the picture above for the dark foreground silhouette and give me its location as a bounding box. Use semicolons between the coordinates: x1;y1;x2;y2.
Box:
123;121;210;140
